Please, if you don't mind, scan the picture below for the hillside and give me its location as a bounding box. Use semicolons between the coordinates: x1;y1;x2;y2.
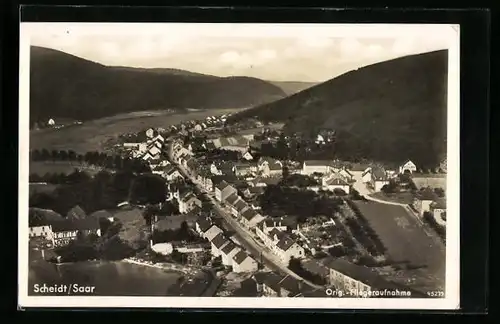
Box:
29;46;286;125
270;81;319;95
230;50;448;169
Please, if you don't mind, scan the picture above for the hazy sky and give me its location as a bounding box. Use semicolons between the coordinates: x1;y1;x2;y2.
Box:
26;23;457;82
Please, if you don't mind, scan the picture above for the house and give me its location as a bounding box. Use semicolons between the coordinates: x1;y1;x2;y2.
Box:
232;251;259;273
193;124;203;132
370;167;389;191
195;216;212;236
361;167;373;183
29;217;53;240
322;176;351;194
51;218;101;247
147;145;162;157
257;157;283;177
255;219;290;247
151;164;165;176
413;188;439;216
242;151;254;161
220;241;242;267
231;198;249;218
210;233;230;257
215;181;238;203
430;199;447;224
225;193;240;207
240;209;266;229
274;235;305;265
66;205;87;220
204;224;224;241
338;168;354;182
255;272;303;297
302;160;331;175
399;160;417;174
178;192;202;214
233;163;257;177
145;128;155;138
164;167;184;181
323;257;405;296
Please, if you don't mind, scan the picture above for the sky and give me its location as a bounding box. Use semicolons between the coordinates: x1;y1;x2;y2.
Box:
25;23;457;82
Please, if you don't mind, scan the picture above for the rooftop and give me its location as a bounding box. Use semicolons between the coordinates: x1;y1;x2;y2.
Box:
211;233;229;248
221;241;238;255
196;217;212;232
304;160;331;167
225;193;239;206
276;236;298;251
241;208;258;221
51;218;100;232
233;250;250;265
66;205;87;220
322;257;402;290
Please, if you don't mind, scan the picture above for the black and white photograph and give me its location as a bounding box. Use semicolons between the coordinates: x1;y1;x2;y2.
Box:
18;23;460;309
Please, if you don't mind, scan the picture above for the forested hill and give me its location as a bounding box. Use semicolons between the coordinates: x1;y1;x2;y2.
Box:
229;50;449;168
29;46;287;125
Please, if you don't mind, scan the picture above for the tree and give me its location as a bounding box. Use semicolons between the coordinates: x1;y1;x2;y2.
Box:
434;187;445;197
143;204;159;227
51;150;60;161
129;174;167;204
41;148;50;160
59;150;69;161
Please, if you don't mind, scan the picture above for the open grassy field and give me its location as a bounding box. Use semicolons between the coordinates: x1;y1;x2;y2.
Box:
30;108;246;153
29;160;103;176
412;175;447;190
352;200;446;290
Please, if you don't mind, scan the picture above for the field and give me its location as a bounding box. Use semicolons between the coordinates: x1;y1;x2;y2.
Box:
352;200;446;290
29;160;103;176
370;192;415;204
29;108;245;153
29;183;59;197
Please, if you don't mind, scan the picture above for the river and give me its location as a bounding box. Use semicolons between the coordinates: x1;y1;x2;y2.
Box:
28;259;183;296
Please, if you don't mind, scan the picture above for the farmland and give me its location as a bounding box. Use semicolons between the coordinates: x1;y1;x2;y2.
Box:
29;108;246;153
352;200;446;290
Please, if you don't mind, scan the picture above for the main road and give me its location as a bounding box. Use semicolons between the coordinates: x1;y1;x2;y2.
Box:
167;141;322;290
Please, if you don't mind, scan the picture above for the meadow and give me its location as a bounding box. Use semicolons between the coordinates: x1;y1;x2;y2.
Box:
352;200;446;290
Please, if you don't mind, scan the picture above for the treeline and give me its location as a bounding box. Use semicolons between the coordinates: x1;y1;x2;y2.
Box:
344;199;387;257
29;171;168;216
29;169;92;184
30;148;150;173
259;185;342;223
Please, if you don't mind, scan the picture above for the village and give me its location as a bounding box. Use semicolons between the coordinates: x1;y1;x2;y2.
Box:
28;112;447;297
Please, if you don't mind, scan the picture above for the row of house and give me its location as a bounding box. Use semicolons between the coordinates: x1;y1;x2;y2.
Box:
29;206;102;247
205;135;255;154
123;128;166;162
195;217;259;273
301;257;414;297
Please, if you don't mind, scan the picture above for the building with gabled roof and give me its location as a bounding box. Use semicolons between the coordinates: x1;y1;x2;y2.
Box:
210;233;230;257
231;198;249;218
413;187;439;216
215;181;238;203
302;160;331;175
240;208;266;229
232;250;259;273
220;241;242;267
225;193;239;206
66;205;86;220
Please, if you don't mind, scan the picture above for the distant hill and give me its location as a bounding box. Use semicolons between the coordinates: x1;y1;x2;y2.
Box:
230;50;448;169
269;81;319;95
29;46;286;125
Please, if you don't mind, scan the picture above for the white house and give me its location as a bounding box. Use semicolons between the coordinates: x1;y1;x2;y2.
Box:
240;208;266;229
146;128;155;138
210;233;230;258
215;181;238;203
47;118;55;126
232;251;259;273
195;217;213;237
267;229;304;264
29;222;53;240
322;176;351;194
231;199;249;218
399;160;417;174
178;192;202;214
220;241;242;267
361;167;373;183
242;151;254;161
204;225;224;241
302;160;331;175
370;167;389;192
338;169;354;182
